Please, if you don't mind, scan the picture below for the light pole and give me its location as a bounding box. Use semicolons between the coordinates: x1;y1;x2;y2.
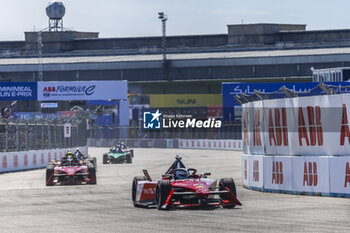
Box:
37;31;43;81
158;12;167;64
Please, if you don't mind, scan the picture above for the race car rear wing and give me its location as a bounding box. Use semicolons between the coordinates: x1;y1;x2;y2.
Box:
143;169;152;181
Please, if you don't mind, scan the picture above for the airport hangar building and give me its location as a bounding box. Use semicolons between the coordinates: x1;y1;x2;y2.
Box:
2;23;350;109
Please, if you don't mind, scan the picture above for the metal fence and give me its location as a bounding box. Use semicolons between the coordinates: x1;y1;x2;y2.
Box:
88;123;242;140
0;117;87;152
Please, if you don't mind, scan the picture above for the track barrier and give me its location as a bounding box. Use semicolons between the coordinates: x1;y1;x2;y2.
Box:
0;146;88;173
88;139;242;151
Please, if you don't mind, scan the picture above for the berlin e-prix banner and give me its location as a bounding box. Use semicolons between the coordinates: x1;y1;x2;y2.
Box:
0;81;128;101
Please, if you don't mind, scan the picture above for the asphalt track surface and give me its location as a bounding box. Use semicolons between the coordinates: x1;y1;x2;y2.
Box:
0;148;349;233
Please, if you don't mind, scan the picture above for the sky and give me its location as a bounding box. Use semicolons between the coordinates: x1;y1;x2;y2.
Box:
0;0;349;40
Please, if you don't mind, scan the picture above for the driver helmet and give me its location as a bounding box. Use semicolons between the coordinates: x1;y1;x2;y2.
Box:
175;169;188;180
66;150;74;157
75;148;81;158
67;155;74;166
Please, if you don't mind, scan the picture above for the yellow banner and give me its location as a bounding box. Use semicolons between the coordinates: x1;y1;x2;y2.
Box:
150;94;221;108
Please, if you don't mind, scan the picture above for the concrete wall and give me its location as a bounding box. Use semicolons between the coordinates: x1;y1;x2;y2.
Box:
73;34;228;51
278;29;350;43
228;24;306;45
25;31;99;51
0;41;25;51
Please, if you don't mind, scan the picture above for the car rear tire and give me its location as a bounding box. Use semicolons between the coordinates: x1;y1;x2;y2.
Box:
90;157;97;170
130;149;134;158
103;154;107;164
156;180;171;210
46;165;54;186
219;178;237;208
132;176;147;207
126;153;132;163
88;164;97;184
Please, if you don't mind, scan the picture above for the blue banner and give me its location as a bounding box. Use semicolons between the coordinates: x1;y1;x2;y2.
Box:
0;82;37;101
222;82;349;122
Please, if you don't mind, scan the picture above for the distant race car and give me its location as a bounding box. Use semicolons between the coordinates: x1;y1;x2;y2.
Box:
103;144;133;164
46;153;97;186
132;155;241;210
74;149;97;169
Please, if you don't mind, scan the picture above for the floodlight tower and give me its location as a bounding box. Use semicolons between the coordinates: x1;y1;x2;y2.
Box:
158;12;168;64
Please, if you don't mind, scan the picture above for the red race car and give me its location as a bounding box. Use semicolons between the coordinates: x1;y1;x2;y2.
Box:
132;155;241;210
46;155;96;186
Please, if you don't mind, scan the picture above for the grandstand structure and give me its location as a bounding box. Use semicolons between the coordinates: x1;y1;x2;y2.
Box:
3;7;350;118
2;23;350;96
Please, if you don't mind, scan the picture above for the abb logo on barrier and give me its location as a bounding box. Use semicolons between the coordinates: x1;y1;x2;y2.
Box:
33;154;37;166
253;160;259;182
340;104;350;146
303;162;318;186
345;162;350;188
298;106;323;146
253;110;262;146
243;111;249;146
13;155;18;168
41;153;45;165
244;159;248;180
2;156;7;168
24;154;28;167
269;108;288;146
272;161;283;184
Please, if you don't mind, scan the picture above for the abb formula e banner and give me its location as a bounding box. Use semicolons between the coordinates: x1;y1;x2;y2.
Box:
243;155;350;196
242;93;350;156
37;81;128;101
0;81;127;101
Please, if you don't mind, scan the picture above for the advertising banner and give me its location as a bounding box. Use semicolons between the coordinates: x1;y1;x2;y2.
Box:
150;94;221;108
41;103;58;108
263;156;293;191
249;100;265;155
222;81;349;121
242;154;250;186
248;155;264;188
245;93;350;157
0;82;37;101
292;156;330;193
263;98;292;155
337;94;350;155
242;102;253;154
64;123;71;138
329;156;350;195
37;81;128;101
